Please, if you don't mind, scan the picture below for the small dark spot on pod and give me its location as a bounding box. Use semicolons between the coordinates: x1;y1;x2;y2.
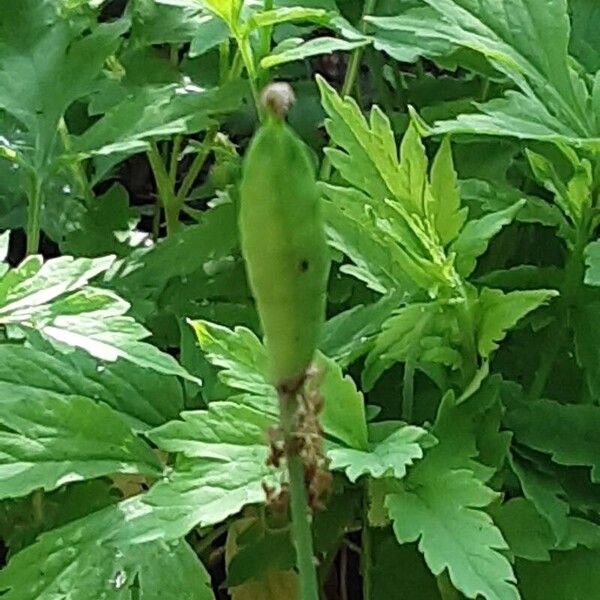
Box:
299;259;309;272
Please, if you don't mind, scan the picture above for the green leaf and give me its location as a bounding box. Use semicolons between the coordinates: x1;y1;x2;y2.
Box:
452;201;525;277
201;0;243;28
225;517;296;586
368;8;456;64
189;15;231;57
0;345;183;430
476;288;558;357
573;302;600;398
0;394;162;499
322;191;416;294
477;266;563;292
460;179;570;238
0;254;115;313
384;380;518;599
38;306;200;383
148;401;275;459
74;82;246;158
370;0;596;146
506;398;600;482
493;498;554;561
317;353;369;450
509;452;571;543
387;470;517;600
60;184;137;258
112;203;239;308
372;534;440;600
320;293;399;367
429;137;467;245
0;499;214;600
130;0;206;46
246;7;331;31
145;402;277;534
318;78;457;293
570;0;600;72
318;75;414;210
0;0;128;166
516;548;600;600
431;93;600;147
0;480;117;554
0;254;200;383
191;320;273;399
261;37;368;69
363;301;460;390
584;240;600;286
190;320;369;449
329;422;430;482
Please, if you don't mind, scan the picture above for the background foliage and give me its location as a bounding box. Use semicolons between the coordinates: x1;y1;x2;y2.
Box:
0;0;599;598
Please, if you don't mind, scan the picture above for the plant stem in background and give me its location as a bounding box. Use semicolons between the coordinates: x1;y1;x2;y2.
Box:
528;217;590;399
259;0;275;74
456;284;479;386
58;118;92;202
147;142;180;236
402;360;415;422
437;572;461;600
25;174;43;256
175;128;217;206
237;36;263;117
219;40;231;83
340;545;349;600
320;0;378;180
361;485;373;600
32;489;44;525
169;135;183;184
278;387;319;600
195;522;230;555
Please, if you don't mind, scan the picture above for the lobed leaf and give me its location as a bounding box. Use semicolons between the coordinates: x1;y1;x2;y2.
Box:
0;394;162;499
329;422;430;482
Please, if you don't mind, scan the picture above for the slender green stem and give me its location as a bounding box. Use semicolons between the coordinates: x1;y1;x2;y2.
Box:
229;49;244;81
361;485;372;600
288;455;319;600
278;388;319;600
340;43;365;99
32;489;44;525
318;538;342;595
528;325;566;400
151;201;161;241
259;0;274;69
26;174;43;256
340;544;349;600
402;360;415;422
437;572;460;600
528;221;589;399
169;43;180;67
219;40;231;83
58;118;92;202
237;36;262;117
455;285;478;386
147;143;180;236
196;522;230;555
320;0;378;181
175;128;217;205
169;135;183;185
480;77;491;102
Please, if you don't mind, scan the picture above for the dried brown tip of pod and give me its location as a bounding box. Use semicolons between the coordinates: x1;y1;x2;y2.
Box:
261;82;296;120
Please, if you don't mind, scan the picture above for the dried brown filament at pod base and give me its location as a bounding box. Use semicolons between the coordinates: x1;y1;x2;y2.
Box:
264;365;331;512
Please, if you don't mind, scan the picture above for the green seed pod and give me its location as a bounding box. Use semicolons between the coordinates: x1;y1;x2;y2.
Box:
239;83;329;389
